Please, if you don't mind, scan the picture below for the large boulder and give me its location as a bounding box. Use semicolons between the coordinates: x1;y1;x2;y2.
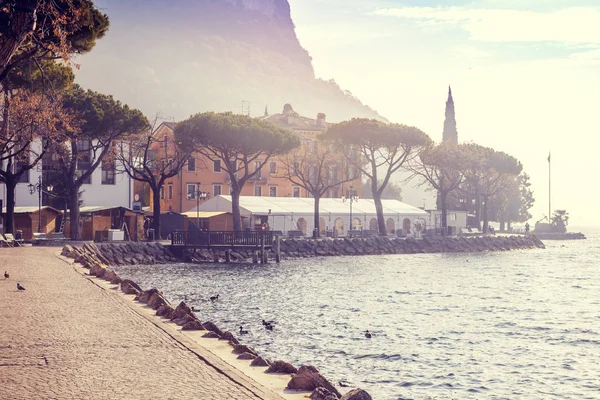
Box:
182;320;205;330
121;280;142;295
135;288;162;304
170;302;192;321
147;292;171;310
266;360;298;374
250;356;270;367
156;304;175;319
219;331;239;345
231;344;257;356
202;321;224;336
340;389;372;400
202;331;221;339
310;387;339;400
287;365;340;397
237;352;257;360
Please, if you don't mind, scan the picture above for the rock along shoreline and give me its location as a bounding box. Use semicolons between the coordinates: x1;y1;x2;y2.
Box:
59;235;543;400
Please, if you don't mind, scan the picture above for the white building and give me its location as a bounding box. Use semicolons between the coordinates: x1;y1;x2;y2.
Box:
1;139;135;211
192;195;429;236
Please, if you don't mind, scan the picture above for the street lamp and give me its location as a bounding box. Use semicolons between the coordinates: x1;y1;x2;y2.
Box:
187;182;209;230
341;185;359;232
28;176;53;233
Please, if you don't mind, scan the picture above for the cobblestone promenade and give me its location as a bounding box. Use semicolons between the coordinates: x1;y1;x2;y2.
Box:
0;247;277;400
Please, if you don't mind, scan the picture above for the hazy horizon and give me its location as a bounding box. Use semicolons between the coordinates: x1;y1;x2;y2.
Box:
74;0;600;227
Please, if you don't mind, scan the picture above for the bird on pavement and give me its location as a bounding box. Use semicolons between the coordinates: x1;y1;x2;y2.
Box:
17;283;25;291
210;294;219;302
4;271;9;279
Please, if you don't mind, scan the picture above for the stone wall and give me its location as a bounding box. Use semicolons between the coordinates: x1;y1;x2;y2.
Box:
61;235;545;267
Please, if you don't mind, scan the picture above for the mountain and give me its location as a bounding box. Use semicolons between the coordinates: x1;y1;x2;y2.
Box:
74;0;386;123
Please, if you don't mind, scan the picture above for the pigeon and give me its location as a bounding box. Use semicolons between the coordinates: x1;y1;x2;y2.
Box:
210;294;219;301
4;271;8;279
17;283;25;291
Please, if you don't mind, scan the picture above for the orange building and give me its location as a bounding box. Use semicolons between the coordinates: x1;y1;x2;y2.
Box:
147;105;361;214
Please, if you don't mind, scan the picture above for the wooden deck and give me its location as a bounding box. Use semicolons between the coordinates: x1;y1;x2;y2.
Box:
170;231;274;249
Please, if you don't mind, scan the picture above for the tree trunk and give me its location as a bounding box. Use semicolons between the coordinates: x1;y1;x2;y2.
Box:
500;219;506;232
440;190;448;236
4;179;17;234
231;184;242;232
373;194;387;236
68;188;80;240
482;195;489;233
152;187;161;239
474;186;482;230
313;195;320;238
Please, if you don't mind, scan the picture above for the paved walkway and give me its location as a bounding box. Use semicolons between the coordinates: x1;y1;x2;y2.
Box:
0;247;276;400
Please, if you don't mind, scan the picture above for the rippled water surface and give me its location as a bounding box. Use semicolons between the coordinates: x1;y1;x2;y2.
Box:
115;230;600;399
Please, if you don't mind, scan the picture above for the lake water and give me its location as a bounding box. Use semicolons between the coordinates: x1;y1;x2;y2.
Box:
115;229;600;399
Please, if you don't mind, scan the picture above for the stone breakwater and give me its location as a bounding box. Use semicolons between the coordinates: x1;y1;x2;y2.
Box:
60;235;545;267
61;243;371;400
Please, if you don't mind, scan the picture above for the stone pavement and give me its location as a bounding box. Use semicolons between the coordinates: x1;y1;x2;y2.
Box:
0;247;281;400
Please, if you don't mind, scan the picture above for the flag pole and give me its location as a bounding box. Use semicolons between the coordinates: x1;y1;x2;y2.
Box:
548;152;551;223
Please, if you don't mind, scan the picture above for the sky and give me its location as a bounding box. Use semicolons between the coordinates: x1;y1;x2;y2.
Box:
288;0;600;227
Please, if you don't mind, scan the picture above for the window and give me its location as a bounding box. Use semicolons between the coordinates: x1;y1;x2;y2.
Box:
213;184;222;196
76;139;92;184
160;186;165;200
101;157;116;185
269;186;277;197
254;161;262;179
254;186;262;196
293;162;300;175
269;161;277;174
213;160;221;173
293;187;300;198
187;157;196;172
187;184;196;199
311;141;318;153
14;157;29;183
168;184;173;200
161;159;165;171
163;136;168;149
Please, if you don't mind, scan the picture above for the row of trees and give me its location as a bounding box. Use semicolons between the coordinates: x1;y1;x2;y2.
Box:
0;1;149;238
1;1;534;238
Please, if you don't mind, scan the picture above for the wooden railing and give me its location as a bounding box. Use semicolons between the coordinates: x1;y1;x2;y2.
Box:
171;231;274;247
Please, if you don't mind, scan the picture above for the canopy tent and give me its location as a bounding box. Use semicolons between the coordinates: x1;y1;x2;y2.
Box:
191;196;428;236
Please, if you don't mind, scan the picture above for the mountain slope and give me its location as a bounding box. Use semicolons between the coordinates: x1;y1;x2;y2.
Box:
74;0;386;122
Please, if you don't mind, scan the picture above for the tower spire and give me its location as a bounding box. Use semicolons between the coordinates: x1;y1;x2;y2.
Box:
442;85;458;143
264;105;268;117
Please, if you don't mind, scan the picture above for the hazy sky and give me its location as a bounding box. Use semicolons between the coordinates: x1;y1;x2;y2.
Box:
289;0;600;227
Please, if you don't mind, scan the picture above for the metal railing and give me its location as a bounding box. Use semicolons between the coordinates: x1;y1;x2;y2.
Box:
171;231;273;247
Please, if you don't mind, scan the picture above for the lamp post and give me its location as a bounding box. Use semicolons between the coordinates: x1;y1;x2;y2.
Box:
341;185;359;232
187;182;208;230
28;176;53;233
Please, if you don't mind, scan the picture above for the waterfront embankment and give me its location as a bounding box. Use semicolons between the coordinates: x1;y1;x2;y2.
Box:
67;235;545;266
0;246;286;400
61;243;371;399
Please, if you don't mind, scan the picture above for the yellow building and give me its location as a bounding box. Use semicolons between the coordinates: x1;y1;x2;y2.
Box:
145;104;360;214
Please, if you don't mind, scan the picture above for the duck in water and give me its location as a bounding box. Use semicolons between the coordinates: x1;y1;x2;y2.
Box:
239;326;249;334
210;294;219;302
365;330;372;338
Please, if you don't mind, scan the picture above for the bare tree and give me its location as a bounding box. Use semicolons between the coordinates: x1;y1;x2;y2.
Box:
116;119;193;238
279;136;358;237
